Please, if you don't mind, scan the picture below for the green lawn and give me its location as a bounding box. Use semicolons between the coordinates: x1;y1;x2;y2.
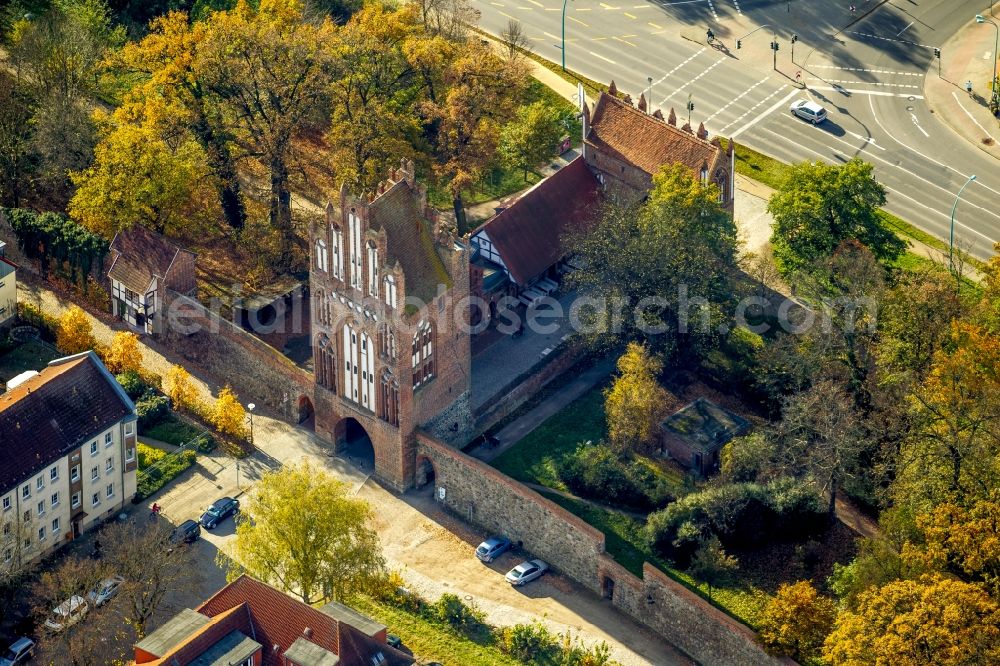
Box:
491;383;608;489
539;490;770;628
351;597;521;666
143;414;217;452
0;339;60;385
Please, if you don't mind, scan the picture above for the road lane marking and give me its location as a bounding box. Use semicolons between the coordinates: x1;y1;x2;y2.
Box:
490;1;505;5
569;15;588;25
730;0;742;15
812;78;920;89
705;75;771;122
808;86;923;98
648;22;662;29
499;10;519;20
909;112;930;138
600;2;620;8
589;50;616;64
706;0;719;20
728;87;797;138
952;91;997;144
846;31;936;49
644;48;706;96
718;85;791;134
896;21;914;37
613;35;637;47
624;12;637;18
845;131;886;150
660;56;727;106
810;65;922;76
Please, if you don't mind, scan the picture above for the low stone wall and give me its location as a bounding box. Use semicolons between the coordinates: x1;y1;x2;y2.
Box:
416;432;789;666
160;291;313;420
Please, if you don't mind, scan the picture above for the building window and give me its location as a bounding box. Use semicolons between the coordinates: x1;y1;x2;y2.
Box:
71;466;80;482
106;458;114;473
316;335;337;393
2;496;9;512
367;242;379;297
384;275;397;309
125;423;134;436
379;324;396;360
349;211;362;290
2;523;9;536
412;320;435;387
36;501;44;517
21;485;29;499
50;492;59;508
332;226;344;280
49;466;59;482
380;370;400;427
3;548;9;563
37;527;45;541
52;518;60;533
90;441;98;456
71;494;81;509
35;476;43;491
22;510;30;523
105;432;113;447
125;447;135;463
91;493;100;507
23;538;29;549
342;324;373;408
91;467;99;482
106;484;114;499
315;237;328;272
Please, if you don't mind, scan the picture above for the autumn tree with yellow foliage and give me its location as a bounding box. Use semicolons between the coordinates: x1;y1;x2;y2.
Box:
758;581;836;662
210;385;248;440
604;343;669;452
103;331;143;375
164;364;199;412
55;306;96;355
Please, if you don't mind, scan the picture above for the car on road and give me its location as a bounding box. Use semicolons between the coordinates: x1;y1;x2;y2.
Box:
0;637;36;666
505;559;549;586
43;595;89;632
200;497;240;529
87;576;125;607
170;519;201;544
475;536;512;563
790;99;828;124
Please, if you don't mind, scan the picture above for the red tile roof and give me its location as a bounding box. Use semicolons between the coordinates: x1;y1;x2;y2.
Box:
108;225;193;294
0;352;135;492
473;156;601;286
587;91;721;177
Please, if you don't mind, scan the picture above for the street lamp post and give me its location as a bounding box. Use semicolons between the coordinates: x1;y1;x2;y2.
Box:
686;93;694;125
950;174;977;272
247;402;255;448
976;15;999;109
648;76;653;109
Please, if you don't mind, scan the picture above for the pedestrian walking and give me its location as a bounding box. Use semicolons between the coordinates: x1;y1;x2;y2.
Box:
850;4;856;13
795;70;802;82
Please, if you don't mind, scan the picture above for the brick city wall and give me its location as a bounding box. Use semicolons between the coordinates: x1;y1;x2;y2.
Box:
417;432;790;666
161;291;313;420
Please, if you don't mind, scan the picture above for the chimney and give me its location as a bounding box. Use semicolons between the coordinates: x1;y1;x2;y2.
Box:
303;627;313;639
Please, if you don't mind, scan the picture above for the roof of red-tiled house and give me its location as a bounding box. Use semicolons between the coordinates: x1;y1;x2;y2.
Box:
587;90;721;177
0;351;135;492
366;179;453;305
139;604;258;665
472;156;601;286
108;224;194;294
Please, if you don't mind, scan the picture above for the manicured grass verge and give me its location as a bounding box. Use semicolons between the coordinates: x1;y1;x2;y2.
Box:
143;414;216;453
0;338;59;385
491;383;608;490
538;490;769;628
135;443;197;500
351;597;521;666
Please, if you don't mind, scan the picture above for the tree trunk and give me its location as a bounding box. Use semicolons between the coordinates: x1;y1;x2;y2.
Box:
827;477;838;522
452;193;467;233
189;102;246;231
270;154;293;270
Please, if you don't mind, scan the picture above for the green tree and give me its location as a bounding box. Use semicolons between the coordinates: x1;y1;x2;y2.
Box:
570;163;739;360
604;342;669;452
0;72;35;208
222;461;385;603
823;574;1000;666
688;535;738;600
767;158;904;275
758;580;836;661
498;101;563;180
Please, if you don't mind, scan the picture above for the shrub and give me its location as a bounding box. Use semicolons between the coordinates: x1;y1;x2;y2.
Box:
136;394;170;430
497;621;559;662
646;478;825;563
55;305;96;354
558;443;673;511
17;302;59;340
134;444;196;499
116;369;154;401
429;593;488;637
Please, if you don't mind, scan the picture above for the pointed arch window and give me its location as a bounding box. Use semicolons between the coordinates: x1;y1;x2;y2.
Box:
315;238;328;272
379;323;397;360
331;225;343;280
349;211;362;290
367;242;379;298
412;320;434;387
380;370;399;427
315;334;337;393
384;275;397;309
342;322;374;410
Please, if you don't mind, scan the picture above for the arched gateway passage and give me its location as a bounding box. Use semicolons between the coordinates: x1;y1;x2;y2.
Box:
335;417;375;474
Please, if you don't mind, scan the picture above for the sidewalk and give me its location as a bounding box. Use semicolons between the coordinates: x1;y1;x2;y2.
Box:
925;18;1000;160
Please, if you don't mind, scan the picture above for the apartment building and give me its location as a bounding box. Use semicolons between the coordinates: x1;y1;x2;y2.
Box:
0;351;138;572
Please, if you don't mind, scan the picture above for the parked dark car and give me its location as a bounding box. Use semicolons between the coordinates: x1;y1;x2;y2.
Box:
200;497;239;530
170;519;201;544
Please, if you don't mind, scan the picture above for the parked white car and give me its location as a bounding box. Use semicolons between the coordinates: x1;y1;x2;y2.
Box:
88;576;125;607
505;559;549;586
44;595;89;632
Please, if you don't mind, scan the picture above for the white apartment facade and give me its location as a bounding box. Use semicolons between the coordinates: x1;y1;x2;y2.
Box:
0;352;137;573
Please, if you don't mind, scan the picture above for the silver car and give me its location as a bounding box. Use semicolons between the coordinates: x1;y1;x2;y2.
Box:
790;99;827;124
88;576;125;607
505;559;549;586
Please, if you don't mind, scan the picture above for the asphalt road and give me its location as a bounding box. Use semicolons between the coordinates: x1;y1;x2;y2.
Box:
475;0;1000;260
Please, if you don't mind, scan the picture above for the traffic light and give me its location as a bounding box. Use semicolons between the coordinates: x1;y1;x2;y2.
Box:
934;47;941;58
792;34;798;44
736;39;742;49
687;101;695;111
771;41;779;51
